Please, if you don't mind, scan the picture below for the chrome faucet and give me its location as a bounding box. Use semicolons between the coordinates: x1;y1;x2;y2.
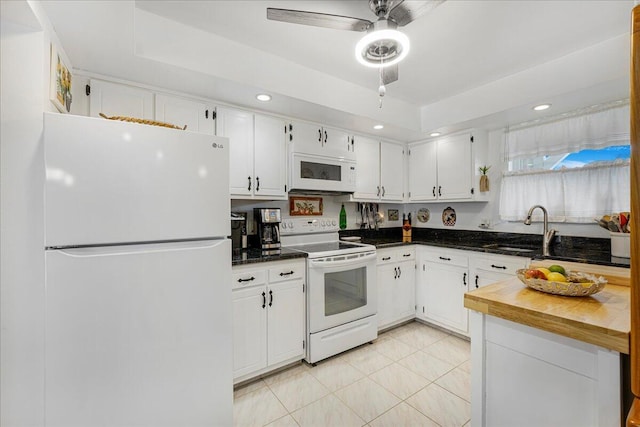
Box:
524;205;557;256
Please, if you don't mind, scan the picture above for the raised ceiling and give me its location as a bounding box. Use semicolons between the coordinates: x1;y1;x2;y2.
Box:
39;0;633;141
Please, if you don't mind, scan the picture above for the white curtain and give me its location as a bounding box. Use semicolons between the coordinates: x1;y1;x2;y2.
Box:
499;161;630;222
506;104;629;160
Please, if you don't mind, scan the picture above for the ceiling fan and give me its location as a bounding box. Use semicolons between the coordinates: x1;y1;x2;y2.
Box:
267;0;445;87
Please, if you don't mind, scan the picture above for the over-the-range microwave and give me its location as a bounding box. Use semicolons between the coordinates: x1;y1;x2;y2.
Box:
289;152;356;193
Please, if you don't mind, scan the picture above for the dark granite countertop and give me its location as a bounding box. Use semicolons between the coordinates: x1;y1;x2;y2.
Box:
232;247;307;266
339;228;630;268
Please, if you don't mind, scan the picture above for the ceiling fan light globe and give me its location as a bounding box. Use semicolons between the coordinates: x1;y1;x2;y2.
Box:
355;28;410;68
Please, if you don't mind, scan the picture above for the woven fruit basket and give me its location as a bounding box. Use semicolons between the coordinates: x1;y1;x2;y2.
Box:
516;269;607;297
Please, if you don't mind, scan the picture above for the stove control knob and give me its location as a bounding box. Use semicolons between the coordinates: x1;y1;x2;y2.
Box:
288;221;294;229
331;220;337;226
281;222;287;229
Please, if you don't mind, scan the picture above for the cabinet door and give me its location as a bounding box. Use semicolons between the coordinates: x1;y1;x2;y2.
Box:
376;263;397;329
254;114;286;199
395;260;416;320
353;136;380;200
323;126;351;155
267;280;304;366
232;286;267;379
408;141;437;201
380;142;404;201
422;261;468;333
89;80;154;119
437;133;472;200
290;121;323;156
155;94;215;135
217;108;254;197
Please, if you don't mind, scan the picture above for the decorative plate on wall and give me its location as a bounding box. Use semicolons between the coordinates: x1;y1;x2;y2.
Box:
417;208;430;223
442;207;456;226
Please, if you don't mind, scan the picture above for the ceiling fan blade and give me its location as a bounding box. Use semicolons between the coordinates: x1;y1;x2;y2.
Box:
382;64;398;85
267;8;372;32
388;0;445;26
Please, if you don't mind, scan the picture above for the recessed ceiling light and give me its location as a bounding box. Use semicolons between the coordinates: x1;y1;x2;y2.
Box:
430;132;441;137
256;94;272;102
533;104;551;111
373;124;384;130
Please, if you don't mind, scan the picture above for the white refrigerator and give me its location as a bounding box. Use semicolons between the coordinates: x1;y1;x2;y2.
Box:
43;113;232;426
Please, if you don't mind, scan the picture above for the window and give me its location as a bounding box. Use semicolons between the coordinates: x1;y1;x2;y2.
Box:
510;145;631;171
500;103;630;223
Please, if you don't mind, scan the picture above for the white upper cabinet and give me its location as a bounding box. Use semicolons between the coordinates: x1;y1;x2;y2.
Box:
217;107;286;200
289;121;352;158
350;137;404;202
217;107;254;197
408;130;488;202
89;79;154;119
253;114;287;198
353;136;380;200
408;140;438;201
155;94;215;135
379;141;404;201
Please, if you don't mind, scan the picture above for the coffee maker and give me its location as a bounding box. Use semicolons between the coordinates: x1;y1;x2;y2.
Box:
254;208;281;250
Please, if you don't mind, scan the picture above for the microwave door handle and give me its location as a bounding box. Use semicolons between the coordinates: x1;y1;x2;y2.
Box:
308;252;377;268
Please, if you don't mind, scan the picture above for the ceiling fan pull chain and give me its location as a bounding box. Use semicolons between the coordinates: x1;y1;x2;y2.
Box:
378;56;386;109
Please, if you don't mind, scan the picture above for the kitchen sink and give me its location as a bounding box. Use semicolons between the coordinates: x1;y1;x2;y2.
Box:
482;244;536;253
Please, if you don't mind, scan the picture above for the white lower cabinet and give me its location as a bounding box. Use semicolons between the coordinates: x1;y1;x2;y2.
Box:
416;247;469;335
470;253;530;289
376;247;415;330
232;259;305;383
416;247;531;336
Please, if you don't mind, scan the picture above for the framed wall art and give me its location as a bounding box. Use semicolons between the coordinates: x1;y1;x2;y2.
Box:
289;196;323;216
49;44;72;113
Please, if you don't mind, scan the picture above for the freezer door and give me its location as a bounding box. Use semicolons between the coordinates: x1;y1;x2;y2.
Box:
44;113;229;247
45;239;232;427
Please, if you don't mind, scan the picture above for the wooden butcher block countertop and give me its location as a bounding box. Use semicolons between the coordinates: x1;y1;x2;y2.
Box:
464;260;631;354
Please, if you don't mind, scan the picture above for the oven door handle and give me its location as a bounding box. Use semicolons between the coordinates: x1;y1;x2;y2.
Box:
307;252;377;268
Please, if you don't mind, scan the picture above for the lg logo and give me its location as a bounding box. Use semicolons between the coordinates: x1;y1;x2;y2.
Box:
212;143;224;149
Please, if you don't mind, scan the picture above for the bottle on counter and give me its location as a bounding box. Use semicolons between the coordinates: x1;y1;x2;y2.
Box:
402;213;412;242
339;204;347;230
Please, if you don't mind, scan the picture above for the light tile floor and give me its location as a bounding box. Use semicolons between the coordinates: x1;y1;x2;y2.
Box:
233;321;471;427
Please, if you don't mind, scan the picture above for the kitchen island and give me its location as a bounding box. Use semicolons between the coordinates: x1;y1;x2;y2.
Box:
464;261;630;427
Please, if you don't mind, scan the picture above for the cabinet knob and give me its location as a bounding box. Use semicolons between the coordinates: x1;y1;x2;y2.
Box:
439;256;451;261
256;176;260;192
463;273;467;286
262;291;266;309
438;186;442;197
247;176;252;191
491;264;507;270
382;256;391;261
238;276;255;283
269;290;273;307
279;271;294;276
475;275;479;288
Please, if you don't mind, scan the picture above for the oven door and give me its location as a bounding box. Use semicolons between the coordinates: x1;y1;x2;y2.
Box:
290;153;356;193
307;251;377;333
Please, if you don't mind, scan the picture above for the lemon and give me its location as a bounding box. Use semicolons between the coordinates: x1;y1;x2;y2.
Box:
548;265;566;275
547;272;567;282
536;267;551;278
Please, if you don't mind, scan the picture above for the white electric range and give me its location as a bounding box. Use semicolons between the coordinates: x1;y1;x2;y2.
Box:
281;217;378;364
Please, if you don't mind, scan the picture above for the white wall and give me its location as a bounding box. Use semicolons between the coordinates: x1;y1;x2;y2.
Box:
1;1;73;425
